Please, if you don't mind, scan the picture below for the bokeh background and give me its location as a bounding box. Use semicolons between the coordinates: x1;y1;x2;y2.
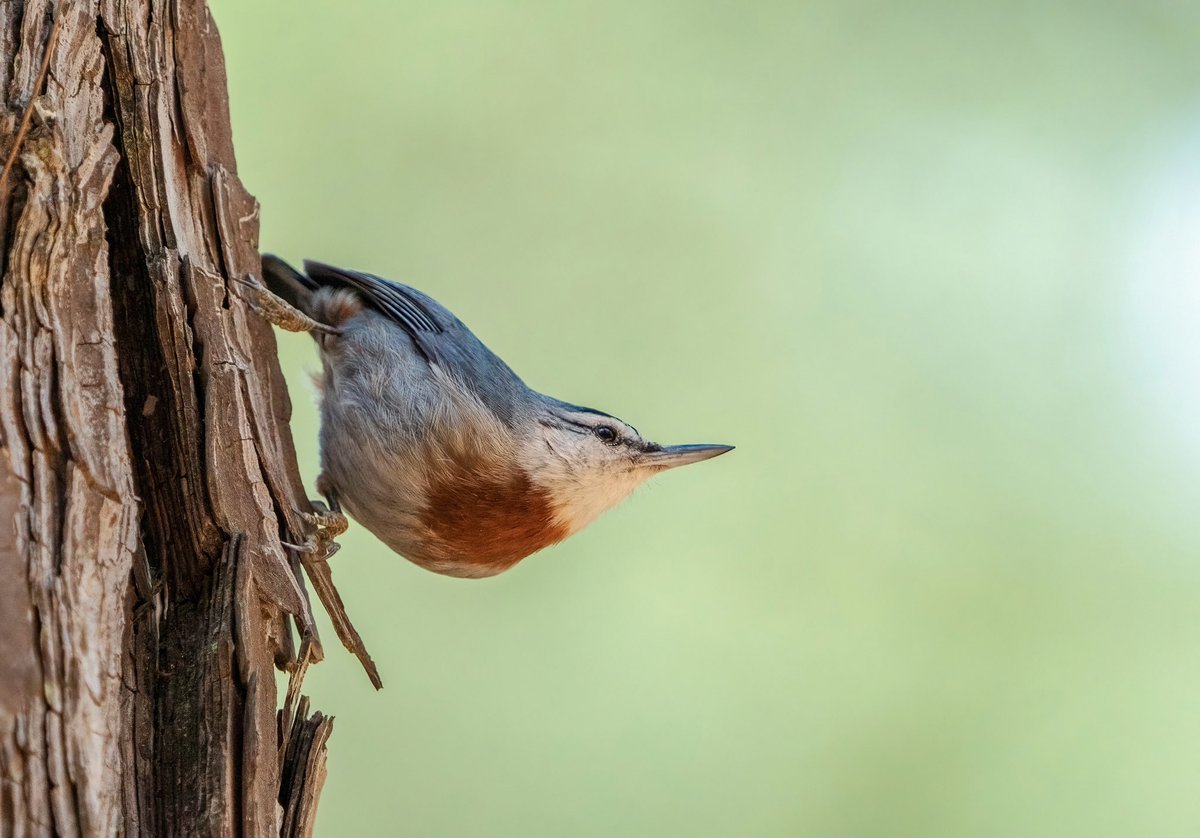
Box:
210;2;1200;835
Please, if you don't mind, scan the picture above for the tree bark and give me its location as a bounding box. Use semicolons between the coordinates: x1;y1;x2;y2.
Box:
0;2;376;835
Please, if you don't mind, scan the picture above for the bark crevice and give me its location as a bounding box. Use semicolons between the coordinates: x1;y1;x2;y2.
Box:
1;2;370;835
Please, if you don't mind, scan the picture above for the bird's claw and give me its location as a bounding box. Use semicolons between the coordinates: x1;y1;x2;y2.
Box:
284;500;348;562
303;500;349;538
279;500;348;562
282;538;342;562
233;273;341;335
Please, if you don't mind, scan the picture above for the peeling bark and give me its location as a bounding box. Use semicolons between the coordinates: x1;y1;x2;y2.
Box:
0;2;375;835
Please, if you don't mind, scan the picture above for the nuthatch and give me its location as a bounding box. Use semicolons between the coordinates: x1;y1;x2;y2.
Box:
245;256;732;578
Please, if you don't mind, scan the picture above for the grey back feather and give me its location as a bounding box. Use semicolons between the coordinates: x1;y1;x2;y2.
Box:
268;256;535;425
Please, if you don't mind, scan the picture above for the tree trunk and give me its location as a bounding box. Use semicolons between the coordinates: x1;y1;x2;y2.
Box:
0;2;376;835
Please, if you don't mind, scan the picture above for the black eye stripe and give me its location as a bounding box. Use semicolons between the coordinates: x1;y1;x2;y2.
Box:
538;418;590;435
548;411;637;442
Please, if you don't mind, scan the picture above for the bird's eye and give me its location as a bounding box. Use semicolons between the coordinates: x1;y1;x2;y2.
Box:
594;425;617;443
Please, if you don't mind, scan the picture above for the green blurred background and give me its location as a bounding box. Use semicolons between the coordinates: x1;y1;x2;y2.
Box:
211;2;1200;835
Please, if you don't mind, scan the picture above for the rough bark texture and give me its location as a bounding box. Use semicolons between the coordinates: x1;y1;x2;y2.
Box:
0;2;375;835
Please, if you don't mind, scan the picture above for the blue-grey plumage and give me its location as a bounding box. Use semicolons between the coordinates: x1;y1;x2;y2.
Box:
259;255;732;578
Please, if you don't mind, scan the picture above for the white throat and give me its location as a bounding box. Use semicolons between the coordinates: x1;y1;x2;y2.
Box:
521;433;651;535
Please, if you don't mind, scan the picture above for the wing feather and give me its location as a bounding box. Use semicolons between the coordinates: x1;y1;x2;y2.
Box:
303;260;443;334
300;259;530;423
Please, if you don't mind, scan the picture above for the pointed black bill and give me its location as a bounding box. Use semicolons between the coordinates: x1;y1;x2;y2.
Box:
643;443;734;469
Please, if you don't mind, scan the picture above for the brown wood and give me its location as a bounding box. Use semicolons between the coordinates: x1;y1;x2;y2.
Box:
0;2;378;834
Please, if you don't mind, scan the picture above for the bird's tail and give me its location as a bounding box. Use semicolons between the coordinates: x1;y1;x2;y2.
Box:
261;254;320;317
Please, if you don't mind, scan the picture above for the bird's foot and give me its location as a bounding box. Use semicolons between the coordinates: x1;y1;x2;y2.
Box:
281;535;342;562
281;500;349;562
232;274;340;335
303;499;349;538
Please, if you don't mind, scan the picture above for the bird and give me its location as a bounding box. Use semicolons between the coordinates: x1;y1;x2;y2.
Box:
245;256;733;578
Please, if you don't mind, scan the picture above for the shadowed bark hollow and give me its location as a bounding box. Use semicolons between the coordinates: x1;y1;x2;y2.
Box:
0;2;377;835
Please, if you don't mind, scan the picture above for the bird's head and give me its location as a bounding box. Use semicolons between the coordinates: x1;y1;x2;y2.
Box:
524;399;733;537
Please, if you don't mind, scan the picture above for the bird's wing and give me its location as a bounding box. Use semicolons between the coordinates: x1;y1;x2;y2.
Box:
303;260;446;336
302;260;529;423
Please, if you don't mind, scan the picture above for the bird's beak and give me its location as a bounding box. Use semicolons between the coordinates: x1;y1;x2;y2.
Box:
642;443;734;470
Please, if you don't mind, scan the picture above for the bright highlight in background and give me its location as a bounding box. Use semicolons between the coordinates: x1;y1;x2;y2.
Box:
1127;120;1200;468
213;2;1200;836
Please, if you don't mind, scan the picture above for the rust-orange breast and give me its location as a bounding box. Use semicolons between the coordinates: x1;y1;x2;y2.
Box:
420;461;568;576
